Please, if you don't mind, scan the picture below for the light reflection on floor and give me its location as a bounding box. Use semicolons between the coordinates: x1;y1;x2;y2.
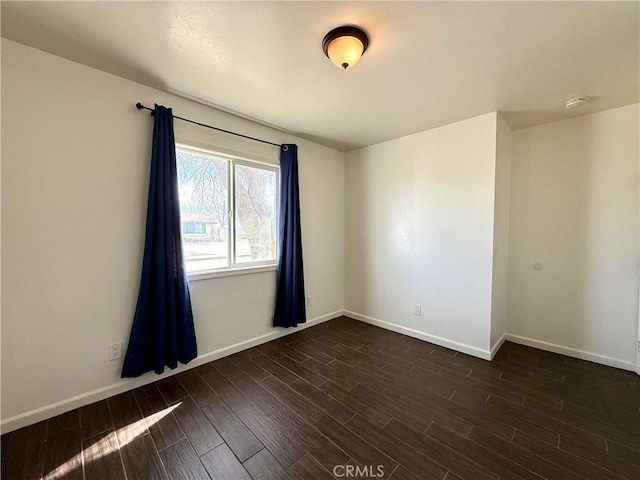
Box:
43;402;182;480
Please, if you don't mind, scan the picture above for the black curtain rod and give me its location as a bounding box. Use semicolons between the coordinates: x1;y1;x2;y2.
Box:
135;102;283;148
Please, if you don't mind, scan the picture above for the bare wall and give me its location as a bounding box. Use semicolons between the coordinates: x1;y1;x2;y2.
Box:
344;113;499;356
490;114;513;350
507;104;639;369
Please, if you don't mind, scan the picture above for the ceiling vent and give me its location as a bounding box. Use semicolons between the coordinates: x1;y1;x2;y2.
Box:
565;97;590;109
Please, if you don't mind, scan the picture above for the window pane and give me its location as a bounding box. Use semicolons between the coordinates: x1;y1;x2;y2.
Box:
234;164;277;264
176;149;229;272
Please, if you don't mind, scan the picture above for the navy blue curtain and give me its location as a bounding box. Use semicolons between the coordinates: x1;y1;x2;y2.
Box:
273;144;306;328
122;104;197;378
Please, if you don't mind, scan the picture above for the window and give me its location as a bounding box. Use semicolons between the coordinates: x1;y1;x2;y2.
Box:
176;144;278;276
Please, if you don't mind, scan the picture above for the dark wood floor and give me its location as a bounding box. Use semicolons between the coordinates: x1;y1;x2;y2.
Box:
2;316;639;480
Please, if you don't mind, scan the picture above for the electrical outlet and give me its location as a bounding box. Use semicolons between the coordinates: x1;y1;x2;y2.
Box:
306;295;312;307
108;342;122;361
413;303;422;316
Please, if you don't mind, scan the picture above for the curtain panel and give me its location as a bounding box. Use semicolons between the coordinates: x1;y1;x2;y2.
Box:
273;144;306;328
122;104;197;377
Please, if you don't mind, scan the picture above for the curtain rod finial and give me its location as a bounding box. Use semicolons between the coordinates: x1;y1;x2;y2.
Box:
136;102;144;110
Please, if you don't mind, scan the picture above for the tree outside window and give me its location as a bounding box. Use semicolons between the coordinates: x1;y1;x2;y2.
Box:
176;146;278;274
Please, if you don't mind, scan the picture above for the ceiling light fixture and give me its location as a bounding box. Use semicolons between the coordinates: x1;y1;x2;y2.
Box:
322;26;369;70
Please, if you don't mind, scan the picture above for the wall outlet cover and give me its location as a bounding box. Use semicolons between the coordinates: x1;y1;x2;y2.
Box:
108;342;122;361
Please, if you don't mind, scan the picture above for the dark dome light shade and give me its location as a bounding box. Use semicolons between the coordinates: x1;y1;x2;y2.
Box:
322;26;369;70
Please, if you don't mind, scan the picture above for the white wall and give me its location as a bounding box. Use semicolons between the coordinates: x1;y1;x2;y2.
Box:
344;113;499;356
1;39;345;431
490;115;512;351
507;104;639;369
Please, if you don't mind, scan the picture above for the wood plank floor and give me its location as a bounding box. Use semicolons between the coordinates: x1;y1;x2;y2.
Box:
3;316;639;479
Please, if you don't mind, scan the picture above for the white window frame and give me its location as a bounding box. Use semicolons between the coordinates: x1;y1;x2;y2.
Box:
176;142;279;281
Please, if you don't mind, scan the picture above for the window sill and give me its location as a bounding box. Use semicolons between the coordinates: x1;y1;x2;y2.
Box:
187;264;277;282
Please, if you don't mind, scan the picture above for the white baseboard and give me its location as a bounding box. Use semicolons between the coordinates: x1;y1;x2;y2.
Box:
490;332;507;360
344;310;493;360
504;333;636;371
7;310;632;433
342;312;636;373
1;310;342;434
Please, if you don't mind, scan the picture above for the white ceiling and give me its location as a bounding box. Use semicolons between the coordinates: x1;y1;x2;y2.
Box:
2;1;638;151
